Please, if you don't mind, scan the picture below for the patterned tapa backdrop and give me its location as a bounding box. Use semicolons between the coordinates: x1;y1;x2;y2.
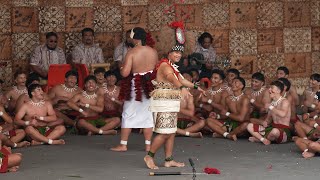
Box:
0;0;319;90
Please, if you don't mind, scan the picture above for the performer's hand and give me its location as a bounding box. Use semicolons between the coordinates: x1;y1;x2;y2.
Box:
30;119;38;126
302;113;310;121
208;112;217;119
198;87;207;96
220;109;227;116
262;121;268;128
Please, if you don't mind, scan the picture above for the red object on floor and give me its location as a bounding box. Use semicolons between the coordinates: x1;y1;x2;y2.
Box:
203;167;221;174
45;64;89;92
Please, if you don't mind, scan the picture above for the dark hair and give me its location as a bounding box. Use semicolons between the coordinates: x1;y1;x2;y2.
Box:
94;67;106;75
26;73;40;87
198;32;213;45
46;32;58;39
316;91;320;102
28;83;42;98
277;66;289;75
234;77;246;90
65;70;79;83
270;80;284;93
211;69;225;80
84;75;97;84
81;28;94;36
190;68;199;75
310;73;320;82
0;79;3;84
131;27;146;46
227;68;240;78
104;70;117;79
14;70;26;79
278;78;291;92
252;72;265;83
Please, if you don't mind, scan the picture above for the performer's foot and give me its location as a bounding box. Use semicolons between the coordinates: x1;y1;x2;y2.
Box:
144;155;159;169
52;139;65;145
292;136;300;141
302;151;315;158
110;145;127;152
261;138;271;145
102;130;117;135
164;160;185;168
31;140;43;146
87;131;93;136
17;141;31;148
212;132;222;138
227;134;237;141
190;132;203;138
145;144;151;152
248;136;260;143
8;166;19;172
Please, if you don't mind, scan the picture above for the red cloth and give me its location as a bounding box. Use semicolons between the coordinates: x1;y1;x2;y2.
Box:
0;147;11;173
9;130;16;137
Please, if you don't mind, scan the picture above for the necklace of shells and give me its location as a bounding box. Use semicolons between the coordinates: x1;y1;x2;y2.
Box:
251;87;265;97
62;84;77;93
208;87;222;96
103;84;116;96
13;86;27;95
30;100;45;107
82;91;97;99
230;92;244;102
271;96;285;106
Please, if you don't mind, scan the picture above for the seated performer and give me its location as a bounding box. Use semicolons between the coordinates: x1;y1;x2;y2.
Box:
30;32;66;78
247;81;291;145
223;68;240;95
276;66;299;106
301;73;320;115
5;70;27;113
101;70;122;118
244;72;270;119
295;136;320;158
48;70;82;126
0;131;23;173
94;67;107;88
15;84;66;145
176;72;204;138
207;77;250;141
67;75;119;135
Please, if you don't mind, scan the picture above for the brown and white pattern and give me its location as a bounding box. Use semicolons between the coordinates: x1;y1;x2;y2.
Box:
257;2;283;28
121;0;148;6
0;61;13;86
94;5;122;32
230;3;257;29
284;53;311;78
39;6;65;33
312;52;320;74
122;5;148;30
13;0;38;7
284;28;311;53
202;2;229;29
64;32;82;54
66;8;94;32
312;28;320;51
256;53;285;79
12;7;38;33
230;55;256;78
12;59;30;74
66;0;94;7
284;2;311;27
229;29;257;55
176;5;202;30
95;32;122;62
311;0;320;27
209;29;229;54
12;33;39;60
258;29;283;53
0;34;12;60
148;4;175;32
0;6;11;34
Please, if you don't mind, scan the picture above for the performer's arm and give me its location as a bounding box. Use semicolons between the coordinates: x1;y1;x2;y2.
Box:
120;51;133;77
86;95;104;113
180;96;195;117
35;102;57;122
226;98;250;122
67;94;83;112
14;105;28;127
269;100;290;118
0;106;12;124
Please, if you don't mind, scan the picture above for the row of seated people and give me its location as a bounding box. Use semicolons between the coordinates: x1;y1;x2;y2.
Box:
1;65;320;173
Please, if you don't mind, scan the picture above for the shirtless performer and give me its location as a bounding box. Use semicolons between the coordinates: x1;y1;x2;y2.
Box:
176;72;204;138
111;27;157;152
244;72;271;119
301;73;320;115
223;68;240;95
276;66;299;107
5;71;27;113
0;131;23;173
207;77;250;141
94;67;106;88
295;134;320;158
144;43;204;169
247;81;291;145
101;71;123;118
48;70;82;126
15;84;65;145
67;75;119;135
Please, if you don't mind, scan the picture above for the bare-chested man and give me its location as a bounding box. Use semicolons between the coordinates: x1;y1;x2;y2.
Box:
68;75;119;136
244;72;271;119
100;71;123;118
276;66;299;107
94;67;107;88
247;81;291;145
223;68;240;95
207;77;250;141
176;72;204;138
15;84;65;145
295;136;320;158
48;70;82;126
301;74;320;115
111;27;158;152
5;71;27;113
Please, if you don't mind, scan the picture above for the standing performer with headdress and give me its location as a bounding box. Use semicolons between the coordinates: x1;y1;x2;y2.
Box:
144;23;204;169
111;27;158;152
